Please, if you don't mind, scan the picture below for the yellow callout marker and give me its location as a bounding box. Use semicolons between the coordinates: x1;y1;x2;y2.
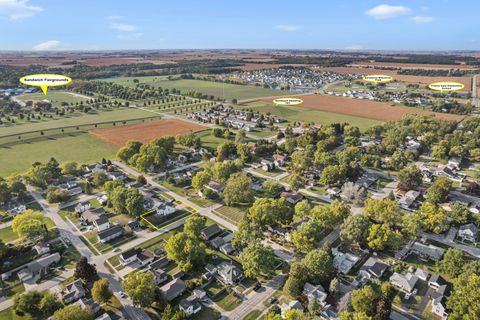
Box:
19;74;72;95
362;74;394;85
273;97;303;106
428;81;464;92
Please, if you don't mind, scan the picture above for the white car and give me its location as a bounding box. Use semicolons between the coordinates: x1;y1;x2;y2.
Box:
118;291;127;298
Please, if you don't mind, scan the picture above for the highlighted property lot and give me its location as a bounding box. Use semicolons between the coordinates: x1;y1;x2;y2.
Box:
139;201;198;231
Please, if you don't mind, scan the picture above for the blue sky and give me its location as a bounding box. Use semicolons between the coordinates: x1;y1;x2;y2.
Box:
0;0;478;51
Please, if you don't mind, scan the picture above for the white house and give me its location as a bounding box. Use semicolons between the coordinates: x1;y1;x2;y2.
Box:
457;223;478;242
280;300;304;319
93;216;110;232
389;272;418;293
156;202;176;216
179;296;202;316
303;282;327;307
75;202;91;213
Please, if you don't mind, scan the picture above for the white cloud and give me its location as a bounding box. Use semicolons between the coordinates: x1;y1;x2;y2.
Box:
344;44;363;50
0;0;42;20
411;16;434;24
107;15;123;20
365;4;411;19
110;22;138;32
275;24;303;31
32;40;61;51
117;33;143;41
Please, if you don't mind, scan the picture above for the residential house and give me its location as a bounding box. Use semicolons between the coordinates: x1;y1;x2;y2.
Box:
148;257;170;270
201;224;222;241
359;257;388;279
61;279;86;304
17;253;61;283
75;202;91;213
273;153;287;167
398;190;421;211
261;160;275;172
179;296;202;316
355;174;378;190
156;202;176;216
429;275;450;320
159;279;186;302
95;314;112;320
119;248;155;266
280;192;304;205
280;300;304;319
93;216;110;232
108;171;126;181
219;243;234;255
97;225;123;243
97;194;108;205
125;220;140;233
303;282;327;307
447;157;463;169
80;208;106;225
216;262;243;285
147;269;168;285
203;181;224;196
120;248;141;266
332;248;360;274
415;268;430;281
410;242;445;261
457;223;478;242
389;272;418;293
74;298;101;314
33;243;50;255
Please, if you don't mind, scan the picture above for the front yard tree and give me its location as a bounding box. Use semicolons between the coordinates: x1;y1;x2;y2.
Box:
191;170;211;192
286;172;305;191
13;291;43;316
340;214;371;247
183;214;206;238
425;176;452;205
303;243;334;286
283;261;308;298
319;165;347;187
123;271;157;308
92;278;113;304
351;285;378;316
367;224;401;251
39;293;63;317
447;273;480;320
416;202;449;234
247;198;293;229
397;165;422;191
239;242;276;279
290;220;323;253
74;257;97;282
165;232;206;272
363;199;400;226
125;188;144;216
223;173;254;206
11;210;49;241
436;248;466;278
53;305;93;320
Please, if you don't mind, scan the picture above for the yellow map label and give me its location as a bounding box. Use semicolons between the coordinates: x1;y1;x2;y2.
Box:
428;81;464;92
19;74;72;95
273;98;303;106
362;74;394;84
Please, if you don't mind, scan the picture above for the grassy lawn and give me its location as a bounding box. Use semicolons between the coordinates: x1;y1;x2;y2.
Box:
59;245;82;269
237;101;382;131
99;77;292;100
1;278;25;298
0;307;32;320
215;289;242;311
0;107;156;137
0;133;118;176
213;205;246;225
205;280;225;297
83;230;136;253
16;91;89;107
109;214;133;226
191;306;221;320
252;167;285;177
101;295;124;314
195;130;230;151
243;310;262;320
0;226;19;243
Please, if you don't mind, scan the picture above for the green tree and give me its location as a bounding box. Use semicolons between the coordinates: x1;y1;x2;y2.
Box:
92;278;113;304
416;202;449;234
192;170;211;192
367;224;401;251
13;291;43;316
53;305;93;320
183;214;206;238
397;165;422;191
165;232;206;272
39;293;63;317
123;271;157;308
74;256;97;282
247;198;293;229
286;172;306;191
303;244;334;286
319;165;347;187
340;214;372;246
283;261;308;298
447;273;480;320
363;199;400;226
61;161;78;175
290;220;323;253
125;188;144;216
223;173;254;206
436;248;466;278
425;177;452;205
11;210;48;241
239;242;276;278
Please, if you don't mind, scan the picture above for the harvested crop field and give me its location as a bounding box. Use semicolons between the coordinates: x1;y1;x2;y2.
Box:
350;61;479;70
239;63;309;70
318;67;472;91
256;94;464;122
90;119;206;146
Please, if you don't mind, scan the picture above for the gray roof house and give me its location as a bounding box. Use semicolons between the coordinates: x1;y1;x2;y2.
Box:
390;272;418;293
216;262;243;285
411;242;445;261
17;252;61;283
303;282;328;307
62;279;86;304
457;223;478;242
159;279;186;301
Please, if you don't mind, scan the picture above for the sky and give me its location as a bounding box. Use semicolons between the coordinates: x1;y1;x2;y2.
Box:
0;0;478;51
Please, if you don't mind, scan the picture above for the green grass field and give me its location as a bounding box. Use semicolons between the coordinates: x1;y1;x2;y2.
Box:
195;130;231;151
99;76;292;100
0;107;156;137
238;101;382;131
0;133;117;176
16;91;90;107
213;206;246;225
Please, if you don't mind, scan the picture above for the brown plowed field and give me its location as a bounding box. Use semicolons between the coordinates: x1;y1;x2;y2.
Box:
318;67;472;91
258;94;464;122
90;119;206;147
351;61;479;70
